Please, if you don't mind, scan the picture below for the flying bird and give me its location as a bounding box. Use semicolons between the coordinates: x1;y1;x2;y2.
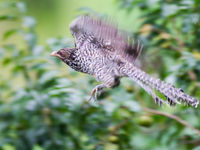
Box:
50;15;199;107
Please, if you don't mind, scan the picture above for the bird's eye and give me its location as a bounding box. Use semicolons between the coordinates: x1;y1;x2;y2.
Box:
57;51;63;56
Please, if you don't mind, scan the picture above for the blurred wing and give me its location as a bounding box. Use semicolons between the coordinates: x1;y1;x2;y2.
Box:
70;15;143;63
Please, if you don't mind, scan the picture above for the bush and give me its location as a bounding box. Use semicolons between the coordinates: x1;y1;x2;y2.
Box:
0;0;200;150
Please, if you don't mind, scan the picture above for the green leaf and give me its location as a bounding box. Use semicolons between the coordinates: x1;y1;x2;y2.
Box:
0;15;17;21
104;143;118;150
3;29;21;40
32;145;44;150
38;71;58;84
2;144;15;150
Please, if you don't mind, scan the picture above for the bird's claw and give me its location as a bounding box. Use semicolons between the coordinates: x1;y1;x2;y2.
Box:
88;85;104;102
88;88;98;102
154;96;164;106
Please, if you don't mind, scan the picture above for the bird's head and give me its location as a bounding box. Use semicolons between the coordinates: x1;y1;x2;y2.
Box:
50;48;73;62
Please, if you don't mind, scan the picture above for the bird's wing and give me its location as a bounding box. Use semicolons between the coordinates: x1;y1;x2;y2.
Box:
69;15;143;63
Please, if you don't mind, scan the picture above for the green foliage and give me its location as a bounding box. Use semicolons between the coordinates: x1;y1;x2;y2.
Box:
0;0;200;150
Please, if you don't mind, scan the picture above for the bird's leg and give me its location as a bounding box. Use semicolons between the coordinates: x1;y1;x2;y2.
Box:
89;68;120;102
88;84;106;101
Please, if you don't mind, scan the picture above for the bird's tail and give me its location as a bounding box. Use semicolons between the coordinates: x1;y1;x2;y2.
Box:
121;63;199;108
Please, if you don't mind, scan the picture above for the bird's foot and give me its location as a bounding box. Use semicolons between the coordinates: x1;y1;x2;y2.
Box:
88;84;105;102
154;96;164;106
164;95;177;106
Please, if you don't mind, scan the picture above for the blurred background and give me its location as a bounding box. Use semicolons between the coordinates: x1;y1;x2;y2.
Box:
0;0;200;150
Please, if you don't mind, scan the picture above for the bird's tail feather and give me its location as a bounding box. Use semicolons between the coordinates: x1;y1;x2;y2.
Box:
122;63;199;108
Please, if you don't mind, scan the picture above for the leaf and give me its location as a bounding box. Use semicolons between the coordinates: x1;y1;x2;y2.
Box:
2;57;12;65
192;51;200;60
159;32;171;39
38;71;58;84
193;146;200;150
48;88;73;96
123;100;141;112
104;143;118;150
16;2;26;13
162;4;179;17
160;42;171;48
22;16;36;28
32;145;44;150
0;15;17;21
3;29;21;40
139;24;153;36
2;144;15;150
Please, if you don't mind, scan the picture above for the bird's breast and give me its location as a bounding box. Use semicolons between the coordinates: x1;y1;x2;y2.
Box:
68;51;97;74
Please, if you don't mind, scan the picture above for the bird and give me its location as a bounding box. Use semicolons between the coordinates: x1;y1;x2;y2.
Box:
50;15;199;108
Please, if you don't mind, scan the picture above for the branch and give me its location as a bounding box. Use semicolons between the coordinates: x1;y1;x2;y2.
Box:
142;106;200;136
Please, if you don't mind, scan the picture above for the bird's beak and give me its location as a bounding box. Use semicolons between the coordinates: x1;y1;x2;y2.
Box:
50;51;59;57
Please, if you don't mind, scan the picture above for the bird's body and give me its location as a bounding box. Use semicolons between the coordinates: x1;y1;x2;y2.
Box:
51;15;199;108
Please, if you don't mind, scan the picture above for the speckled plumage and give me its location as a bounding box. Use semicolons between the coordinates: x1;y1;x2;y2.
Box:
51;15;199;108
